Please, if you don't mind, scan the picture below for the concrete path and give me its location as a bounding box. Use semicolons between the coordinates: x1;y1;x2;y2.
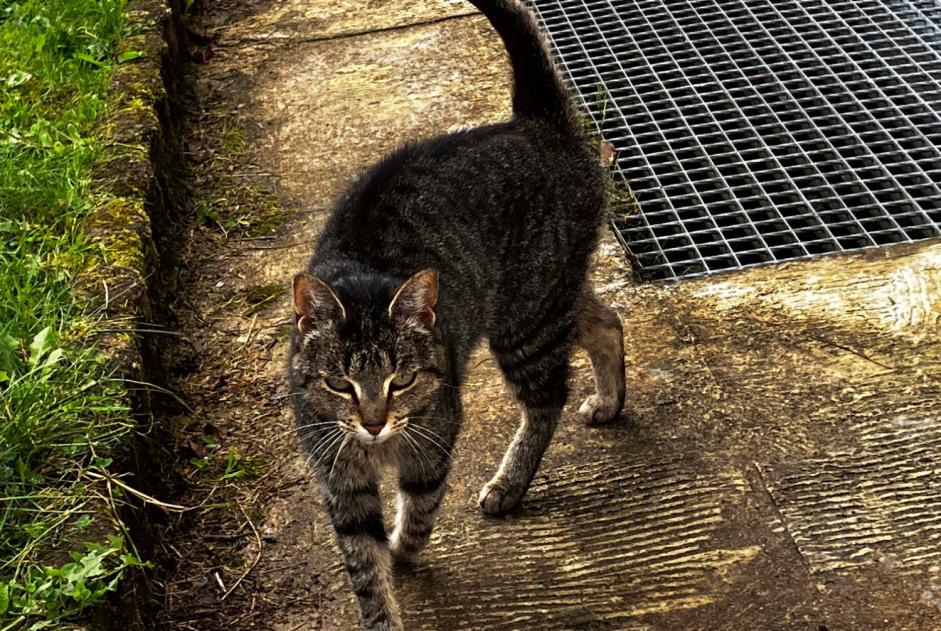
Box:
160;1;941;629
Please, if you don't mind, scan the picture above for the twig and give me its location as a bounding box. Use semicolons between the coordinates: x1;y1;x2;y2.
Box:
84;470;194;512
111;378;195;413
241;313;258;348
473;356;493;368
213;571;227;592
244;241;309;250
221;501;263;600
101;327;182;336
257;560;307;574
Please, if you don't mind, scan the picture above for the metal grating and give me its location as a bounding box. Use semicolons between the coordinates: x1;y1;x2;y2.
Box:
527;0;941;281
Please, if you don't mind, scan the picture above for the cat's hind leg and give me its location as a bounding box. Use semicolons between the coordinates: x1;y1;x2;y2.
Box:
575;286;625;424
480;321;573;515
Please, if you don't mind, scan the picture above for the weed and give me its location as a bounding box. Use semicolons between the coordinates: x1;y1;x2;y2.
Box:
190;120;290;237
594;83;610;126
243;283;282;316
1;535;150;628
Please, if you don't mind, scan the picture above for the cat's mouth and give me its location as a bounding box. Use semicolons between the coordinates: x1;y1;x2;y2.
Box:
350;417;407;445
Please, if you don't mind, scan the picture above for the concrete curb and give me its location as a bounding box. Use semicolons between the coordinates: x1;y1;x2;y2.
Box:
75;1;188;628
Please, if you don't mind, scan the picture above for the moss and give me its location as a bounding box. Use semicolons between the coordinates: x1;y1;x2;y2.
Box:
222;126;247;155
243;282;283;315
83;198;155;273
247;207;291;237
109;98;160;141
75;196;156;320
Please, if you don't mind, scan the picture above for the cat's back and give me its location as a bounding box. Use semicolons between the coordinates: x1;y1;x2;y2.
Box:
315;119;604;265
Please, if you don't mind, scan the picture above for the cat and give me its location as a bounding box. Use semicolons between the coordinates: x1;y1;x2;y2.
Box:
287;1;626;628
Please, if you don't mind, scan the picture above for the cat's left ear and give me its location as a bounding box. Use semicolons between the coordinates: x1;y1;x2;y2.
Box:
389;268;438;329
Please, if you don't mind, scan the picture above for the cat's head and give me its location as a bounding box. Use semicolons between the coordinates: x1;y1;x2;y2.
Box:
289;268;445;445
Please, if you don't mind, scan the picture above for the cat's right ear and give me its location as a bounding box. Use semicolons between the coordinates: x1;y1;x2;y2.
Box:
293;273;346;332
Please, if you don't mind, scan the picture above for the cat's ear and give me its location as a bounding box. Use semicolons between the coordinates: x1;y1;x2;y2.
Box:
388;268;438;329
293;273;345;332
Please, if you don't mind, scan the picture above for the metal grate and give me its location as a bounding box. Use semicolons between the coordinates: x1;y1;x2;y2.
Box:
527;0;941;281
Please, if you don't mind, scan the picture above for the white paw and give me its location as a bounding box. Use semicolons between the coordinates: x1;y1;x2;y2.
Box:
388;531;420;562
578;394;621;424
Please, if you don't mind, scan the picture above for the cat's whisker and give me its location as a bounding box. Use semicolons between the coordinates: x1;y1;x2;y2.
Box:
329;436;350;481
400;429;432;479
279;421;337;440
408;422;453;447
297;428;337;443
405;414;462;428
304;427;339;452
297;422;346;443
399;432;423;476
295;421;339;431
303;418;356;440
303;429;342;470
311;431;347;470
407;424;452;461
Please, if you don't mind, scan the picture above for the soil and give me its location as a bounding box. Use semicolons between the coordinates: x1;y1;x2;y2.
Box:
152;1;941;629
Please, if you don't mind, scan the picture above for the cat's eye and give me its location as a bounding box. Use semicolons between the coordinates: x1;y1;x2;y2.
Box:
389;372;416;392
324;375;355;395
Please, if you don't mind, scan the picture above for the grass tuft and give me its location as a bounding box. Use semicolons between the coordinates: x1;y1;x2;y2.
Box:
0;0;151;627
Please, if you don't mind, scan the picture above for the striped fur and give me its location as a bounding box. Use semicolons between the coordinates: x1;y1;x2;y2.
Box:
287;1;625;628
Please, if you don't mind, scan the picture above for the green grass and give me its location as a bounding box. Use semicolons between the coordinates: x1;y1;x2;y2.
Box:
0;0;150;627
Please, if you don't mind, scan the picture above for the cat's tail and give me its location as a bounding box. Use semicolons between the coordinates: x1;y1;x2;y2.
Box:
470;0;577;130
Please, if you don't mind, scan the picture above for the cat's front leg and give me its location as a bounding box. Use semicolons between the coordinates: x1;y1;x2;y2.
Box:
321;462;402;630
390;448;452;561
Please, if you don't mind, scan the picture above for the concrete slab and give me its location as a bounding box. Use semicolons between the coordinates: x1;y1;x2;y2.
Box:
160;0;941;629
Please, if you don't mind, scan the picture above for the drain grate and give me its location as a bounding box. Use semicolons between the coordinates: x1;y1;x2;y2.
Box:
527;0;941;280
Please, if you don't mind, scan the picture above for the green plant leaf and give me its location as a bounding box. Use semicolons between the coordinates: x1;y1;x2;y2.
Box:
1;332;19;375
5;70;33;87
117;50;146;63
73;52;107;68
41;348;64;372
0;582;9;615
28;327;54;368
72;581;90;601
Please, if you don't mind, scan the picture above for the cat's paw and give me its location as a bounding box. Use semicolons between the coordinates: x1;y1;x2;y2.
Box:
478;475;525;515
388;531;423;563
578;393;621;424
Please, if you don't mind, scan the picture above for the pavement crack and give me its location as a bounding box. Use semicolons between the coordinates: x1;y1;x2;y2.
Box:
216;12;480;48
804;332;896;372
748;462;813;574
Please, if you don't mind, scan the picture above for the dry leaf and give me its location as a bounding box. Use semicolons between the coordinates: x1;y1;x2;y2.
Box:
203;422;223;442
599;139;616;166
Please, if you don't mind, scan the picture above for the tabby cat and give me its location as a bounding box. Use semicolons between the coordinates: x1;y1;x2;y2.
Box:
288;0;626;628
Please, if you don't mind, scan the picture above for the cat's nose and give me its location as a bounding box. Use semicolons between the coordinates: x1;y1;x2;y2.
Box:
358;397;387;434
362;422;384;436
